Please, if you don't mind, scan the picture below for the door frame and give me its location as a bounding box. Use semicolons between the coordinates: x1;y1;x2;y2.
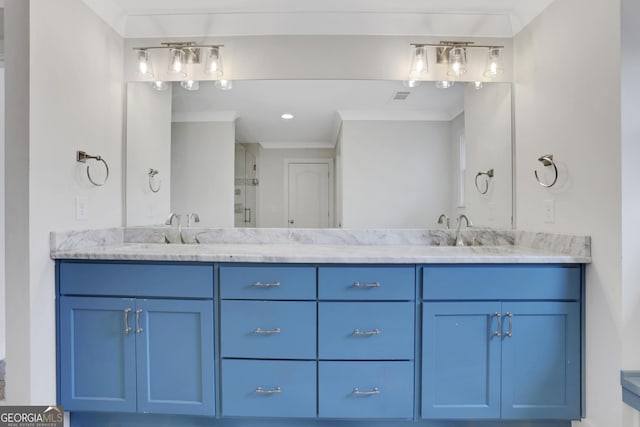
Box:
283;158;334;228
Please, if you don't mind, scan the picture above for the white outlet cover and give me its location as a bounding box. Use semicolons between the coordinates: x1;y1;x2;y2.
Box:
543;199;555;223
75;196;89;221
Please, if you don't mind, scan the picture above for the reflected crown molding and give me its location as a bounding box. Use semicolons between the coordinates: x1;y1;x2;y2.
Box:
338;108;463;122
259;141;335;149
172;111;238;122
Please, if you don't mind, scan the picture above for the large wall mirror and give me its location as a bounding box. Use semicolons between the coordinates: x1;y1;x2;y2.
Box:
125;80;512;229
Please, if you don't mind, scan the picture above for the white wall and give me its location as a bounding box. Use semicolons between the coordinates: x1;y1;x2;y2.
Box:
125;82;172;226
0;67;5;360
171;121;234;227
464;83;512;228
340;120;452;228
514;0;621;426
449;113;465;220
5;0;124;404
621;0;640;424
258;147;335;228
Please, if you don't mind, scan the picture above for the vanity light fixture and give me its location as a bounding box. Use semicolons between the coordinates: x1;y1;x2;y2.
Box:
215;79;233;90
180;80;199;91
281;113;294;120
408;42;504;81
133;42;224;80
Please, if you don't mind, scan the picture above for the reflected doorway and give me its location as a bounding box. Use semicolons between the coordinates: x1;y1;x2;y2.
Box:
285;160;334;228
234;144;259;227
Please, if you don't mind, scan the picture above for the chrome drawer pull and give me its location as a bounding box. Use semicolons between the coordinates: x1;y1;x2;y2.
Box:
505;312;513;337
254;328;281;335
353;281;380;288
255;386;281;394
253;281;280;288
493;312;501;337
135;309;143;334
353;328;380;336
353;387;380;396
124;308;132;334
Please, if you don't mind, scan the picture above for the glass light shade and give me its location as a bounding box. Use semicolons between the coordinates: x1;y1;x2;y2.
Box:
409;45;428;79
435;80;455;89
473;81;484;90
180;80;199;91
168;48;187;77
151;81;168;91
203;47;224;77
215;79;233;90
448;47;467;77
137;50;154;79
484;48;504;78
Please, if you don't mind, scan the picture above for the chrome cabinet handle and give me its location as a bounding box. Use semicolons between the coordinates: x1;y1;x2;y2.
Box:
505;312;513;337
124;308;132;334
255;386;281;394
353;328;380;336
135;309;143;334
254;328;281;335
253;281;280;288
353;281;380;288
353;387;380;396
493;312;501;337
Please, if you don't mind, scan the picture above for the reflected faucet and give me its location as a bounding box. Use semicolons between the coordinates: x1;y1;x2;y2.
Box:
164;212;186;244
187;213;200;228
454;214;473;246
437;214;450;229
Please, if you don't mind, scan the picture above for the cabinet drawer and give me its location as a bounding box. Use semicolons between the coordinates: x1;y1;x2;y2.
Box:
220;265;316;300
318;361;414;419
221;359;316;418
318;302;414;360
59;261;213;298
220;301;316;359
318;266;414;300
422;265;581;301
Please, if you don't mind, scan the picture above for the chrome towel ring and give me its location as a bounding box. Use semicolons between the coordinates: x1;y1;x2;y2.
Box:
76;150;109;187
534;154;558;188
474;168;494;194
148;168;161;193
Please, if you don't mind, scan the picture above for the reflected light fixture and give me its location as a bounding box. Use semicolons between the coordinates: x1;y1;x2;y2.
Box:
215;79;233;90
180;80;199;91
484;47;504;78
435;80;455;89
402;80;421;88
134;42;224;80
473;81;484;90
151;81;168;91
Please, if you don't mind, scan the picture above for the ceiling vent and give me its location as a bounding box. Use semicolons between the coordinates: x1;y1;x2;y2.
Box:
392;91;411;101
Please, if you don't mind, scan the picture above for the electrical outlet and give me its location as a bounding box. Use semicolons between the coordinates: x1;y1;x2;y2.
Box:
76;196;89;220
543;199;555;223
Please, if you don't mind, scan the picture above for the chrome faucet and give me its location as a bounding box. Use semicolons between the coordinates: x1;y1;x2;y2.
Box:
437;214;450;229
187;212;200;228
454;214;473;246
164;212;186;244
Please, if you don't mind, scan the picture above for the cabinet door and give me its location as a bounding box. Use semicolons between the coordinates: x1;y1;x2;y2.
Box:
136;299;215;416
501;302;580;420
59;297;137;412
422;302;501;419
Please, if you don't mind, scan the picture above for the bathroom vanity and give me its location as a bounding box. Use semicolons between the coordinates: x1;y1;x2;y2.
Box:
52;228;589;427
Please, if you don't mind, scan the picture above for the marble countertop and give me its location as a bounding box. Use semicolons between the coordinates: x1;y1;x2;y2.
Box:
51;228;591;264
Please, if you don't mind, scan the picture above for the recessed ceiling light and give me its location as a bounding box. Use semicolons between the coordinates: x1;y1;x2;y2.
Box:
281;113;294;120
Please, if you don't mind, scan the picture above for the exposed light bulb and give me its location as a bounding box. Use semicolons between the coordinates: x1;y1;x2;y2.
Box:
168;48;186;77
473;81;484;90
484;47;504;78
137;50;154;79
409;45;428;79
151;81;168;91
204;46;223;77
180;80;199;91
447;47;467;77
435;80;455;89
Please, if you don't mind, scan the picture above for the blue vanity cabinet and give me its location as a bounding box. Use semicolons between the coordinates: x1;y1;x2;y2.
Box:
218;265;318;418
57;261;215;416
421;265;582;421
317;266;416;419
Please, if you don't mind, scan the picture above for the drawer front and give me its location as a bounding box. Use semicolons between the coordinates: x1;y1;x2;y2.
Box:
59;261;213;298
422;265;581;301
220;300;316;359
318;266;415;301
220;265;316;300
318;302;414;360
221;359;316;418
318;361;414;419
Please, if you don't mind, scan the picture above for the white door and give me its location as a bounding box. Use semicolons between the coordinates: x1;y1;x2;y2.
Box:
287;162;330;228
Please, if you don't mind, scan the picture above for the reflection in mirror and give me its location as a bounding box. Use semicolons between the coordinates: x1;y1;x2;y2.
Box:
125;80;512;229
